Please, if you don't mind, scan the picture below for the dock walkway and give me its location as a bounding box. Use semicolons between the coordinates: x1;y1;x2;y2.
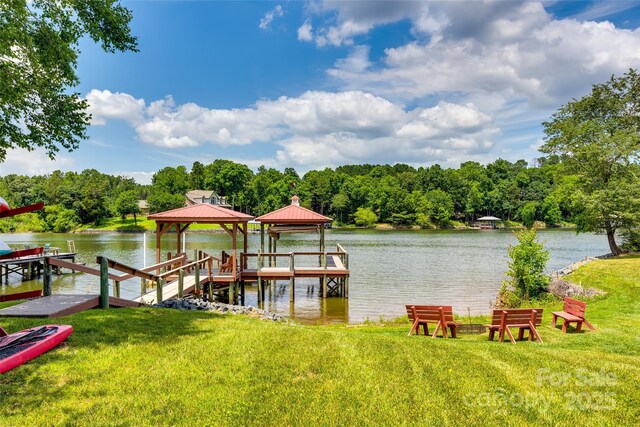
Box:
134;272;212;305
0;294;138;318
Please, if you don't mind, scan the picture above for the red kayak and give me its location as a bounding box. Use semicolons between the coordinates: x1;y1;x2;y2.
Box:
0;325;73;374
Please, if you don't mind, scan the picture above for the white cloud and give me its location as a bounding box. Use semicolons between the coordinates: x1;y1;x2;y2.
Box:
259;5;284;30
86;89;145;125
87;89;499;169
569;1;639;22
297;19;313;41
0;148;74;176
332;46;371;74
325;2;640;108
302;0;423;47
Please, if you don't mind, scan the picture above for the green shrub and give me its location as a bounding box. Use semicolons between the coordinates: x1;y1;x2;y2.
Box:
354;207;377;227
499;228;550;305
621;228;640;252
519;201;538;228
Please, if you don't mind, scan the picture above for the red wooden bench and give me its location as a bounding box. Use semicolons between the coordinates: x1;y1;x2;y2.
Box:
552;297;595;333
219;254;235;274
405;305;461;338
485;308;544;344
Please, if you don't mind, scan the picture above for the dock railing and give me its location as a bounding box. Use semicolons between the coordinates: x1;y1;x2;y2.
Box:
44;252;217;307
241;245;349;271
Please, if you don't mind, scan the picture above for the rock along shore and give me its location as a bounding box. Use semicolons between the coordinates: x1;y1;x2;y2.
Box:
154;295;285;322
547;254;611;299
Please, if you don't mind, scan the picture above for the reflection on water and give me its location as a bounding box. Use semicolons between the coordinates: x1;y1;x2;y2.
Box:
0;229;608;323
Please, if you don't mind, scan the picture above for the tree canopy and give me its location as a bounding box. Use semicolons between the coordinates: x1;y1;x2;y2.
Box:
541;69;640;255
0;0;137;161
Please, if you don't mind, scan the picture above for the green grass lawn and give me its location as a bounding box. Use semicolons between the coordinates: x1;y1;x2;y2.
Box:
1;257;639;426
77;216;223;232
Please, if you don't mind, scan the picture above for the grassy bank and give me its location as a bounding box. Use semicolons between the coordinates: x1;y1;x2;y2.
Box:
1;257;639;426
77;217;223;233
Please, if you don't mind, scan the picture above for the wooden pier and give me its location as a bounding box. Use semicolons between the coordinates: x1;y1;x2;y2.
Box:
0;252;77;283
0;199;351;318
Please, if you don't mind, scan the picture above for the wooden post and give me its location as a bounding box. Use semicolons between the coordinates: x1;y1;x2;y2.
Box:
344;253;349;298
260;223;265;253
242;223;248;269
43;257;52;296
99;256;109;309
194;249;200;293
321;253;327;298
140;278;146;296
232;223;237;279
289;253;295;303
176;223;181;255
178;269;184;298
320;225;325;252
156;277;164;303
257;251;263;303
228;281;234;304
156;222;162;265
114;280;121;298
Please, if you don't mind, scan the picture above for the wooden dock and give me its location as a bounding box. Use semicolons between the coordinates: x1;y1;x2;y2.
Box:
134;272;212;305
0;252;77;283
0;246;351;318
0;294;139;318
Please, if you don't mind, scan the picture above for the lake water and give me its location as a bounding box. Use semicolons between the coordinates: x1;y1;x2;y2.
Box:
0;229;609;323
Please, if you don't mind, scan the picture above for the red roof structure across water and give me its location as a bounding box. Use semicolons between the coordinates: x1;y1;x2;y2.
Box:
148;204;254;223
256;196;331;224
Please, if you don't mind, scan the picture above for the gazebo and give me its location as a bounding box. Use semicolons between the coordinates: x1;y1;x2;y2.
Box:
255;196;332;255
477;215;501;229
148;204;254;277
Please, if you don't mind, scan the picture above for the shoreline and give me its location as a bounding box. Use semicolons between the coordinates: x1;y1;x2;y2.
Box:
68;223;576;234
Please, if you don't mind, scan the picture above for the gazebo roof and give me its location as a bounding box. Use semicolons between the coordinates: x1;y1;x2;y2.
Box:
148;204;254;223
477;216;501;221
256;197;332;224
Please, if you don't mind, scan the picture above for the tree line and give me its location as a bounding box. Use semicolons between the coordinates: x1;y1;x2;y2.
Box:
0;156;585;230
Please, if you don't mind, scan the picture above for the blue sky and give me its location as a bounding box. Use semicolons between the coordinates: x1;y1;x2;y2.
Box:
4;1;640;183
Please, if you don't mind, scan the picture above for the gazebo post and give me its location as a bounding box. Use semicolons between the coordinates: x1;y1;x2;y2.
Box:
320;224;325;252
260;223;265;253
155;222;162;265
176;223;181;255
231;223;238;304
232;223;237;272
242;223;248;269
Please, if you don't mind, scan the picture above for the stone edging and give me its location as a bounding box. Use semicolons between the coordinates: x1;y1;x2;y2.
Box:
154;296;285;321
550;253;612;278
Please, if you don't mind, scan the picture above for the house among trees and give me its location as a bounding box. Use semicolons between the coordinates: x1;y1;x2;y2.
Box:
185;190;231;208
138;200;149;215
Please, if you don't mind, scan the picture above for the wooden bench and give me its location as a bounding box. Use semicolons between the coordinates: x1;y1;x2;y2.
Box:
486;308;544;344
219;255;235;274
552;298;595;333
405;305;461;338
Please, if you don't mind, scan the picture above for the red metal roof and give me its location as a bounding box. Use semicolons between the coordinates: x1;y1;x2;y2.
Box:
256;204;332;224
148;204;254;223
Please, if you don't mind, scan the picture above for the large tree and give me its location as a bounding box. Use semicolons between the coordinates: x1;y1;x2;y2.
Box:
541;69;640;255
0;0;137;161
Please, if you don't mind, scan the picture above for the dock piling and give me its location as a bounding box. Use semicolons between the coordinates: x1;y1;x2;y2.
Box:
43;257;52;297
178;270;184;298
98;256;109;309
